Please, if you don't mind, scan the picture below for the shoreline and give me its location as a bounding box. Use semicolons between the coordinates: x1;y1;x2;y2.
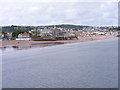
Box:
0;36;116;46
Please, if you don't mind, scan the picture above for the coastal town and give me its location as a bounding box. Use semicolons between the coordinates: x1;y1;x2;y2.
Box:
1;0;119;88
0;25;119;42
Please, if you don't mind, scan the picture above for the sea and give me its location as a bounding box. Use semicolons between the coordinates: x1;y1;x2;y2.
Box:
1;38;118;88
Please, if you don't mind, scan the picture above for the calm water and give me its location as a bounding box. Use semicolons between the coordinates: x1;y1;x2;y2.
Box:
0;42;69;52
2;38;118;88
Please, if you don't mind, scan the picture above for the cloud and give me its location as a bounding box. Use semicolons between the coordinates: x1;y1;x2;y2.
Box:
0;1;118;26
0;0;119;2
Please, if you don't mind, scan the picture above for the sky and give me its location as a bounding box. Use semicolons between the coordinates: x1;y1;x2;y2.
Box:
0;0;119;26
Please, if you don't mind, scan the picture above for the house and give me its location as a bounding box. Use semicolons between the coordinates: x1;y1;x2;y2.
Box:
40;29;52;37
4;33;12;40
16;32;31;41
0;32;4;41
51;28;62;37
0;33;12;41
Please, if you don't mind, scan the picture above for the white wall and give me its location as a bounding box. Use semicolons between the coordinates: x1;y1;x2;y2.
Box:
16;38;31;41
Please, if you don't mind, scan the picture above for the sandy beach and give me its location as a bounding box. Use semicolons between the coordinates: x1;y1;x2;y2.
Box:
1;36;116;46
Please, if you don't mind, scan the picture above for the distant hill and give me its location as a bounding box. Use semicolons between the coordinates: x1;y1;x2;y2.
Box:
1;24;92;32
1;24;118;33
2;25;36;33
45;24;91;29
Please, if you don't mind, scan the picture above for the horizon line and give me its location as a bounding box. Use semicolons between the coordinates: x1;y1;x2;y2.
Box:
0;24;118;27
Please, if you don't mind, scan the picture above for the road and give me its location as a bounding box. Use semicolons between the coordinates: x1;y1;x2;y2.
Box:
2;38;118;88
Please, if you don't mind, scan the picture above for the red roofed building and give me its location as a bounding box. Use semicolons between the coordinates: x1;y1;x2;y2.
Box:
16;32;31;41
18;32;30;38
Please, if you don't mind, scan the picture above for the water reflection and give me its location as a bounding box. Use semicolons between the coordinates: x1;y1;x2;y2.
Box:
0;42;68;51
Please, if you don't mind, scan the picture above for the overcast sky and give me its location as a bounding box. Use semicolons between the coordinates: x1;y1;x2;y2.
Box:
0;0;118;26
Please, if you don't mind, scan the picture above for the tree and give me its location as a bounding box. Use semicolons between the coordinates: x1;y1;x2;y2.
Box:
12;30;27;38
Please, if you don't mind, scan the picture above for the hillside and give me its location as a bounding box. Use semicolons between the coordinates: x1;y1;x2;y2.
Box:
1;24;91;32
1;24;118;33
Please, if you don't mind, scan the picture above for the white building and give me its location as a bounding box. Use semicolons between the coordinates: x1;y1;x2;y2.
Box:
16;32;31;41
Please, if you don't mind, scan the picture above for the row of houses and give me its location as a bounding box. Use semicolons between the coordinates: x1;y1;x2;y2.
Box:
0;32;31;41
0;27;118;41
